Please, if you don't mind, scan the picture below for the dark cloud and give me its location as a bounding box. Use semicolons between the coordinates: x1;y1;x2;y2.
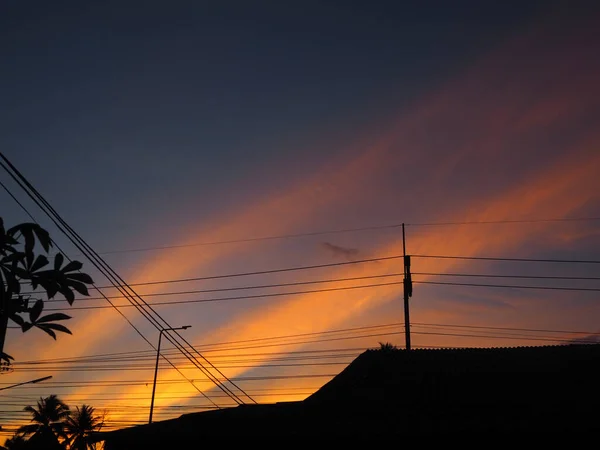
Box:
321;242;359;260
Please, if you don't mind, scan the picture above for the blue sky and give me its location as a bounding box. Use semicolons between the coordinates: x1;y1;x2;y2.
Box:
1;0;551;241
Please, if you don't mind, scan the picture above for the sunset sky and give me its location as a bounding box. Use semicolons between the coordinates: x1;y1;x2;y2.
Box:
1;0;599;439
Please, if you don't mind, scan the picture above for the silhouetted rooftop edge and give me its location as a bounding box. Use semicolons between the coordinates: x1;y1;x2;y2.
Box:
95;343;600;446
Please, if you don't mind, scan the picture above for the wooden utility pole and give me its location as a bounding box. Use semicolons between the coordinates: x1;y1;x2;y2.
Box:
402;223;413;350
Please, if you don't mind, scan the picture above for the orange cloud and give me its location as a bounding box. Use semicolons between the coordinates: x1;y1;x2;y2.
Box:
116;131;599;418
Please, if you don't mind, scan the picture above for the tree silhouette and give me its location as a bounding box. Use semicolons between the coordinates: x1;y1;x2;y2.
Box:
0;433;27;450
378;342;398;352
64;405;105;450
0;217;94;363
17;395;70;441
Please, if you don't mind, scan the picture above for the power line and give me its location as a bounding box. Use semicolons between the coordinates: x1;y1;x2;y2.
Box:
9;317;597;369
42;280;406;311
3;335;598;389
1;157;246;405
23;264;598;296
11;338;600;373
410;322;600;336
40;276;600;312
12;355;359;370
14;331;408;370
13;319;599;366
12;318;598;367
411;324;583;343
90;224;405;255
414;272;600;281
11;323;398;366
34;270;600;303
17;321;596;371
0;180;37;222
8;326;600;374
409;330;592;344
16;346;365;366
39;273;406;302
407;217;600;226
0;165;221;409
413;254;600;264
53;217;600;256
88;254;405;290
1;154;247;406
0;387;321;402
0;374;339;388
415;280;600;292
8;361;353;372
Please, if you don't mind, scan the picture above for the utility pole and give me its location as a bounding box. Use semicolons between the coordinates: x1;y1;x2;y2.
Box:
402;223;413;350
149;325;191;424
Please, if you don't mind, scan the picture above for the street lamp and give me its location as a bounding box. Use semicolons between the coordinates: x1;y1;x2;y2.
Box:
0;375;52;391
149;325;191;424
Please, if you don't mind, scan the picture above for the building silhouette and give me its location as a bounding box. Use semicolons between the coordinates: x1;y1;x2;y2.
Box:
96;344;600;447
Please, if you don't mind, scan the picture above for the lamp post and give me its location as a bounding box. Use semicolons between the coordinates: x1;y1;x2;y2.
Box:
0;375;52;391
149;325;191;424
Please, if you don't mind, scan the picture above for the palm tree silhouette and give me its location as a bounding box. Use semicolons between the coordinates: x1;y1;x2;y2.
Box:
64;405;104;450
18;394;70;441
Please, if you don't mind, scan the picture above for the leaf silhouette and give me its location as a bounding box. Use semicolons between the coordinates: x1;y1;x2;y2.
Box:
67;272;93;284
36;326;57;339
35;323;73;339
30;254;49;273
69;281;89;297
29;299;44;323
38;323;72;334
61;260;82;273
32;225;52;253
54;253;64;271
35;313;71;324
1;253;23;264
59;287;75;304
9;314;26;328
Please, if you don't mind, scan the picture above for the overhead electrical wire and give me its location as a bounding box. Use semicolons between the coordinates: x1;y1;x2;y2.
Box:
6;322;599;374
22;255;599;292
0;157;242;404
37;277;600;312
38;217;598;256
3;315;598;393
38;273;407;301
42;280;406;311
407;217;600;226
0;154;250;406
0;166;221;409
29;271;600;303
27;322;404;362
12;320;599;367
0;373;339;388
413;254;600;264
415;280;600;292
2;321;596;430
